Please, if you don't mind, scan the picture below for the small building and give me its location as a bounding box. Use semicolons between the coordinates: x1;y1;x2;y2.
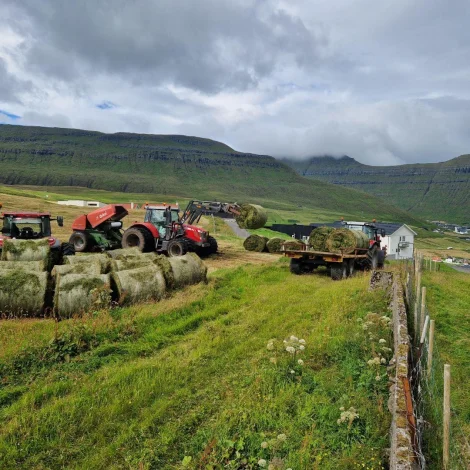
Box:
377;223;416;260
57;200;105;208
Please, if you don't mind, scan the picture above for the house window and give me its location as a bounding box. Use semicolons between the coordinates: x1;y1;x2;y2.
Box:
400;236;406;242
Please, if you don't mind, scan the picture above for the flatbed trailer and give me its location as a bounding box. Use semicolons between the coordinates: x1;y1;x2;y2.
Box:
282;245;375;280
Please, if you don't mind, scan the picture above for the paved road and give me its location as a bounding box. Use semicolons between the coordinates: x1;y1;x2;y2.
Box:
450;264;470;274
223;219;250;238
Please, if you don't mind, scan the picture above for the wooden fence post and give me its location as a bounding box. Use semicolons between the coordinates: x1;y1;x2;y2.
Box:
420;286;426;335
427;320;435;378
443;364;451;469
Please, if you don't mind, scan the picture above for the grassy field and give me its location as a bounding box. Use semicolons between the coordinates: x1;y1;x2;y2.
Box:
420;266;470;468
0;261;394;469
413;228;470;260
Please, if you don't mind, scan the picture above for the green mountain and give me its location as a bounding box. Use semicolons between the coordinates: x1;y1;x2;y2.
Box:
0;125;422;224
284;155;470;223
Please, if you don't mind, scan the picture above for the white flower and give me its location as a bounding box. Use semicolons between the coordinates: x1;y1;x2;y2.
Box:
285;346;295;354
289;369;295;374
338;407;359;425
381;358;386;364
261;441;268;449
381;347;392;353
258;459;267;468
367;357;381;366
299;339;306;344
339;406;345;411
375;375;381;381
379;338;386;344
297;359;304;365
290;335;299;341
299;345;305;351
277;433;287;441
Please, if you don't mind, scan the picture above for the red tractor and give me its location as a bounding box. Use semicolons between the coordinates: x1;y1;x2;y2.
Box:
69;200;241;257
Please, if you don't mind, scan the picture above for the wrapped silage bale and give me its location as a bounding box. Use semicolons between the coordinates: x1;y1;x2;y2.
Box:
266;238;284;253
235;204;268;229
110;257;153;272
153;253;207;290
107;247;142;259
63;253;110;274
54;274;112;318
1;239;51;262
325;228;370;254
308;227;335;251
112;265;166;306
243;235;266;252
51;260;102;279
0;260;46;272
0;270;48;316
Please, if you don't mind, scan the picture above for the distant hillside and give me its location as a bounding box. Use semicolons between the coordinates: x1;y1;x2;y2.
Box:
0;125;422;224
284;155;470;223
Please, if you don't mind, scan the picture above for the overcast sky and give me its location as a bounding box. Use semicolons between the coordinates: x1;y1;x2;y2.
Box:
1;0;470;165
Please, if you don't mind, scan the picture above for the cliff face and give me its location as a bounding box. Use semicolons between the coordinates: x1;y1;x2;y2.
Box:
284;155;470;223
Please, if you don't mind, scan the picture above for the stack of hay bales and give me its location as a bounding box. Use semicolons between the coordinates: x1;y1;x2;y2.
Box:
325;228;369;254
281;239;306;251
308;227;335;251
63;253;111;274
236;204;268;229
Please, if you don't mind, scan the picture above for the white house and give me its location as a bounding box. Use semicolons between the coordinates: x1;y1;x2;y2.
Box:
57;200;105;208
377;223;417;260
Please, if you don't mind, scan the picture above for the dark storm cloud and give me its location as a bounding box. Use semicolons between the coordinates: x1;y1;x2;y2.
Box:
6;0;323;93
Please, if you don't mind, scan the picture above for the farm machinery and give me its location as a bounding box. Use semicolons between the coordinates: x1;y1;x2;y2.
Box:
283;221;387;280
68;200;254;257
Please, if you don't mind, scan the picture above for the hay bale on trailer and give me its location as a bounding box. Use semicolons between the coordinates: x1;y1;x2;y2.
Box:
112;265;166;306
51;260;102;279
107;247;142;259
308;227;334;251
110;257;153;272
0;260;46;272
325;228;370;254
243;235;266;252
1;239;51;262
64;253;110;274
153;253;207;290
282;239;305;251
0;270;47;317
235;204;268;229
266;238;285;253
54;274;111;318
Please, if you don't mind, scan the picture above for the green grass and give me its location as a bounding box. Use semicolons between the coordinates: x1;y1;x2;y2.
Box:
0;264;392;469
420;267;470;469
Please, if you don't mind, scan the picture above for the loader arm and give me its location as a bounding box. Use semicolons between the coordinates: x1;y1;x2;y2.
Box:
180;200;241;225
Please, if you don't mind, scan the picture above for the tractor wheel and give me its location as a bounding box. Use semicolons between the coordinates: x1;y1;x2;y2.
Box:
366;246;379;270
167;239;187;257
331;262;348;280
69;231;93;253
377;250;385;269
289;259;302;275
199;236;218;257
122;227;154;252
61;242;75;257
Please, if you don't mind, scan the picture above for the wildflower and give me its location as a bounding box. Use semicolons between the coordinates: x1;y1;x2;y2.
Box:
381;347;392;353
299;345;305;351
261;441;268;449
289;369;295;374
337;407;359;425
380;358;386;364
299;339;306;344
339;406;345;411
258;459;267;468
277;433;287;441
290;335;298;341
297;359;304;365
285;346;295;354
375;375;381;381
379;339;386;344
367;357;381;366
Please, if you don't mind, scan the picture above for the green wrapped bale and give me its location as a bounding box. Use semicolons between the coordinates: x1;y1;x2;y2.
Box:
1;239;51;262
282;239;306;251
107;247;142;259
325;228;370;254
110;257;153;272
308;227;335;251
235;204;268;229
54;274;112;318
0;260;46;272
52;260;102;279
153;253;207;290
243;235;266;252
112;265;166;306
0;270;47;317
64;253;110;274
266;238;284;253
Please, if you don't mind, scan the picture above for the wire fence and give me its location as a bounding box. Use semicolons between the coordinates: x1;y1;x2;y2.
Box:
403;254;469;469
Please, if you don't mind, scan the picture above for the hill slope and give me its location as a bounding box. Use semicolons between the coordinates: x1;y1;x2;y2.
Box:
284;155;470;223
0;125;421;224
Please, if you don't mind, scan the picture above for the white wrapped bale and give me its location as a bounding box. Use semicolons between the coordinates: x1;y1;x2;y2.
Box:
54;274;111;318
0;270;48;317
0;260;46;272
111;265;166;306
1;239;51;262
63;253;110;274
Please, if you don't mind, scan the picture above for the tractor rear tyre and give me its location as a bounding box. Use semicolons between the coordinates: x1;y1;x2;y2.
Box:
289;259;302;275
167;239;188;257
366;246;379;270
199;236;218;257
377;250;385;269
61;242;75;257
69;231;93;253
122;227;154;252
331;262;348;280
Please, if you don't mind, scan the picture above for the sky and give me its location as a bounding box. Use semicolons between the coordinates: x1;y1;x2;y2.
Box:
1;0;470;165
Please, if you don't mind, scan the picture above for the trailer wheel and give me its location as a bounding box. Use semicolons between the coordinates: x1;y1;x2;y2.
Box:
167;239;187;257
331;262;348;280
122;227;154;252
289;259;302;275
348;259;356;277
69;231;93;253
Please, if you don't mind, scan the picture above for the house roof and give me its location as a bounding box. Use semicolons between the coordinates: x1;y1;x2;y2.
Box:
309;221;416;236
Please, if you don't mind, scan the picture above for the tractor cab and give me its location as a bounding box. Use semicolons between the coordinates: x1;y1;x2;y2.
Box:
144;204;182;240
1;212;63;240
343;221;386;245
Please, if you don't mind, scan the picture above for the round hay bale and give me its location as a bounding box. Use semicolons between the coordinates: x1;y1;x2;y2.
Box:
235;204;268;229
282;239;306;251
1;239;51;262
154;253;207;290
243;235;266;252
0;270;47;317
266;238;285;253
63;253;110;274
112;265;166;306
308;227;335;251
0;260;46;272
54;274;111;318
107;247;142;259
51;260;102;279
110;257;153;272
325;228;370;254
